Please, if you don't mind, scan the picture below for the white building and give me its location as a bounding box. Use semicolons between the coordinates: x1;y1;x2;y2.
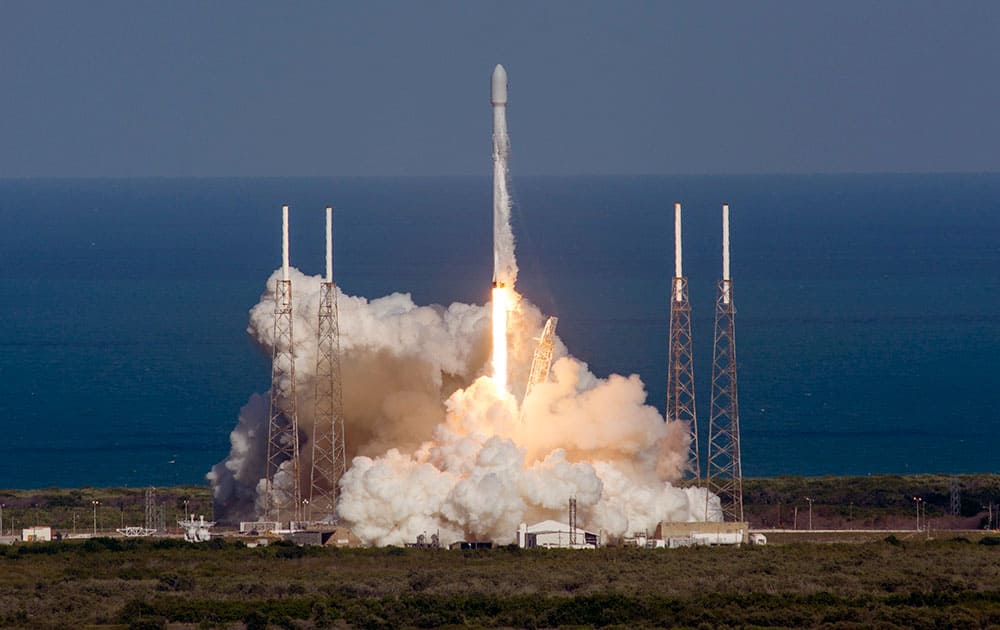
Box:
517;520;599;549
653;521;750;547
21;526;52;542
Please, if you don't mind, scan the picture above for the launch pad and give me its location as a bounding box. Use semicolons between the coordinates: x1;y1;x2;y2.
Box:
244;64;745;542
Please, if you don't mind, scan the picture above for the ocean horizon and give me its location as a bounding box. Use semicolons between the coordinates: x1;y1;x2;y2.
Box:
1;173;997;489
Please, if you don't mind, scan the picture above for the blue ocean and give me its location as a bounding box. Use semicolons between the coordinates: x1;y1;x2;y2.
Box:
1;174;997;489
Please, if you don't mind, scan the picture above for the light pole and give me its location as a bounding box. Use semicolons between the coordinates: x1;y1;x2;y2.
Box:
92;500;100;535
805;497;814;531
912;497;922;531
73;512;78;535
302;499;310;526
0;503;4;536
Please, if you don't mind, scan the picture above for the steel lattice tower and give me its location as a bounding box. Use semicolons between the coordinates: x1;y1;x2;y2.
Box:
568;497;578;546
950;477;961;516
265;205;302;523
706;204;743;522
309;207;347;522
667;203;700;481
145;487;157;532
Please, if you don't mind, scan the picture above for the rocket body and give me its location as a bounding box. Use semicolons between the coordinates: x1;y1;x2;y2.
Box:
491;64;513;288
490;64;514;395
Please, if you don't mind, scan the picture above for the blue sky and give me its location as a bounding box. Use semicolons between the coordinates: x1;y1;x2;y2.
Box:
1;1;998;176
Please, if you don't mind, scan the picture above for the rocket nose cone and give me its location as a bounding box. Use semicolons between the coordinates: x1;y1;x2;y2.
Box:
491;64;508;105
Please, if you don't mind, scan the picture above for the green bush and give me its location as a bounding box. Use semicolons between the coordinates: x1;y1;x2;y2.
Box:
127;616;166;630
156;573;195;592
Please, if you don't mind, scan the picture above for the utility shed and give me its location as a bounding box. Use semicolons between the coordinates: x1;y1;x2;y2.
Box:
449;541;493;550
285;531;324;546
322;527;362;548
21;526;52;542
240;521;280;534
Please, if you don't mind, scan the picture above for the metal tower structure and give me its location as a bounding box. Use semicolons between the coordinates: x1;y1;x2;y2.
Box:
706;204;744;522
265;205;302;523
666;203;700;481
568;497;578;546
309;207;347;522
144;487;164;532
145;487;156;532
524;316;559;403
950;477;961;517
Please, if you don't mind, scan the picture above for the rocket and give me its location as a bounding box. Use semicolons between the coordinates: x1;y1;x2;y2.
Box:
491;64;508;289
491;63;508;106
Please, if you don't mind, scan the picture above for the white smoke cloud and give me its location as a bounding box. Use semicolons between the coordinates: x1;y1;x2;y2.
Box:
208;268;719;541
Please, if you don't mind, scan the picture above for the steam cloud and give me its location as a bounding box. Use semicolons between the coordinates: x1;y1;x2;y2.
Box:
208;268;720;545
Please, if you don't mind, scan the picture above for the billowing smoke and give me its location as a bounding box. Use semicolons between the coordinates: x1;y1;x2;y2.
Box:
208;268;720;544
209;65;719;543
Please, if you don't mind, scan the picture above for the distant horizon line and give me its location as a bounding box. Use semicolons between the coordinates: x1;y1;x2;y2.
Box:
1;170;998;181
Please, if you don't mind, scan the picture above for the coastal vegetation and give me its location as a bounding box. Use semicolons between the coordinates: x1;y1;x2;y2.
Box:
0;537;998;628
0;474;998;627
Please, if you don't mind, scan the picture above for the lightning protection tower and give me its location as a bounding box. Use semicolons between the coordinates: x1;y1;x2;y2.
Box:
309;206;347;522
265;205;302;523
706;204;744;522
145;487;166;533
950;477;961;517
666;203;700;481
145;487;157;532
568;496;578;546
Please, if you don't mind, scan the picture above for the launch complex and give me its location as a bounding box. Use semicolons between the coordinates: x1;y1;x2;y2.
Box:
256;65;745;544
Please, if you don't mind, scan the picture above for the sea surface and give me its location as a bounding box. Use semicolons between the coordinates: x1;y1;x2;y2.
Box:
0;174;998;489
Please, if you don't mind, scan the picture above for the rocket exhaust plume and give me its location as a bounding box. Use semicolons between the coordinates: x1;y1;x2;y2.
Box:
491;64;516;395
207;65;721;544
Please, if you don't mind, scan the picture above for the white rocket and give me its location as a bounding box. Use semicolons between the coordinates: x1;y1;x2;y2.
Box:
491;64;508;288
